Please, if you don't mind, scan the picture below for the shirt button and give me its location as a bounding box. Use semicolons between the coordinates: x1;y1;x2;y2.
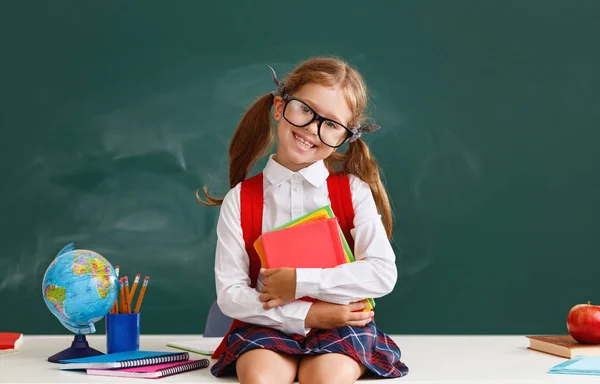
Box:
293;187;300;192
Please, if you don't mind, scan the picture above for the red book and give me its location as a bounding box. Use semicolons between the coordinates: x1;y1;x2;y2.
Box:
258;218;347;269
0;332;23;350
254;214;374;312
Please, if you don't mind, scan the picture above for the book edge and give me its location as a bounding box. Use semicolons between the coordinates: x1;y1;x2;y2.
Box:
524;336;600;359
0;332;23;350
166;343;213;356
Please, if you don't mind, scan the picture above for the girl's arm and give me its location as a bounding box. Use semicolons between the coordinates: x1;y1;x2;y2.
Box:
214;183;313;336
294;175;398;304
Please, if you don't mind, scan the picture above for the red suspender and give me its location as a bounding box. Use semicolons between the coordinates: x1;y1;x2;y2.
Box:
211;173;263;359
211;172;355;360
326;174;356;252
239;173;264;287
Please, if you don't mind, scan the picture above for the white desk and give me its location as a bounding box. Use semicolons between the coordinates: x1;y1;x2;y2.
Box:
0;335;597;383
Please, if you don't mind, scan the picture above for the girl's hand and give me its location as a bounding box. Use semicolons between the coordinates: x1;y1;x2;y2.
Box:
258;267;296;309
305;301;374;329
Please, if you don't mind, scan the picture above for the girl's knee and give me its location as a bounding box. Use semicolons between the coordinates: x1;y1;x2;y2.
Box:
236;349;298;384
299;369;358;384
236;368;281;384
298;354;365;384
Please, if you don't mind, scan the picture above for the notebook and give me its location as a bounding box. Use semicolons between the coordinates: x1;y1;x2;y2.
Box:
549;355;600;376
166;338;221;356
0;332;23;354
87;359;210;378
59;350;189;370
526;335;600;358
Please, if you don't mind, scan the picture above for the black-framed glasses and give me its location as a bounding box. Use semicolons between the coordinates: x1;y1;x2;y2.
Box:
282;95;353;148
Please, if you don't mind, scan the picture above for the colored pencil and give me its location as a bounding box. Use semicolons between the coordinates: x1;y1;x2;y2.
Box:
119;278;125;314
110;266;120;314
123;276;131;314
134;276;149;314
128;274;140;303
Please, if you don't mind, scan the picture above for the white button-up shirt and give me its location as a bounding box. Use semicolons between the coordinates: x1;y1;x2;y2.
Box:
214;155;398;336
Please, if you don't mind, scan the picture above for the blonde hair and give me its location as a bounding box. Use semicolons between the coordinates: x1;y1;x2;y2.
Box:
197;56;394;238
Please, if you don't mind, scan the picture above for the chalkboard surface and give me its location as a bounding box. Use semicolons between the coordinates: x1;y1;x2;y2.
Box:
1;1;598;336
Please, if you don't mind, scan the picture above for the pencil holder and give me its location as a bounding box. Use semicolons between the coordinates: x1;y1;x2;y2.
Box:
105;312;141;354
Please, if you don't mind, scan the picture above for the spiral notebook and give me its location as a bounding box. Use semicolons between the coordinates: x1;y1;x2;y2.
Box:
87;359;210;379
59;350;189;370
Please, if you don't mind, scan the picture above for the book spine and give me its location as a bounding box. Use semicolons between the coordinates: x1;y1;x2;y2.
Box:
119;352;189;368
158;360;210;377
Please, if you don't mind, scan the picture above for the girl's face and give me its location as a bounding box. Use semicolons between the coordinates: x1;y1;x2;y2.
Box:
272;83;353;172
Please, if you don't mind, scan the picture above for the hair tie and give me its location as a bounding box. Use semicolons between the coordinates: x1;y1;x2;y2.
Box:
268;65;286;97
349;123;381;142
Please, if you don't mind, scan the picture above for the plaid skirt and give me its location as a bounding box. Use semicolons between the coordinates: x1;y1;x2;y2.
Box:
210;322;409;378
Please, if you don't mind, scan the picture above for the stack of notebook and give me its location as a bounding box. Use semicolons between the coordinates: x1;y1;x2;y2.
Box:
254;205;375;311
59;350;209;379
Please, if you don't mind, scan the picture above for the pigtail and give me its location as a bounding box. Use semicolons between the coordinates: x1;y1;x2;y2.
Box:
197;94;275;206
326;139;394;239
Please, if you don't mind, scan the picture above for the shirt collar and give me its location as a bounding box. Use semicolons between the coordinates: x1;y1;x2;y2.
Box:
264;155;330;188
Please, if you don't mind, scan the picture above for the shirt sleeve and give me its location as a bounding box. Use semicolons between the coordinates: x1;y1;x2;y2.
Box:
214;183;313;336
294;174;398;304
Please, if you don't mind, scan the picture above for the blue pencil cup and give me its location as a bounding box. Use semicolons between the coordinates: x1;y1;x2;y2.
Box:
105;313;140;354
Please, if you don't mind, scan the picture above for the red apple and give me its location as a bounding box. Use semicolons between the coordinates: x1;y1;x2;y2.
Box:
567;301;600;344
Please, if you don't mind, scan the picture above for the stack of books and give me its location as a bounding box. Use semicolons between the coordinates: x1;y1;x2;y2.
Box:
526;335;600;358
59;350;209;379
254;205;375;311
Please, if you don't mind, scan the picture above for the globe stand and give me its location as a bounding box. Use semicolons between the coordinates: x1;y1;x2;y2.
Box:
47;334;104;363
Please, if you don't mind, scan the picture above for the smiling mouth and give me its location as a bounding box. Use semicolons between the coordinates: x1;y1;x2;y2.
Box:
293;132;316;149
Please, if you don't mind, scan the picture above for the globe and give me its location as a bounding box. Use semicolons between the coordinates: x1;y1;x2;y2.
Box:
42;243;118;362
42;243;118;334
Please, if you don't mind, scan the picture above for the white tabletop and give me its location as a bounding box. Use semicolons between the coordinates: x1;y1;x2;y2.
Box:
0;334;597;383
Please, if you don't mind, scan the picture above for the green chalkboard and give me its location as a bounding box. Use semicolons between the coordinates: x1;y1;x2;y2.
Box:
1;1;599;337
